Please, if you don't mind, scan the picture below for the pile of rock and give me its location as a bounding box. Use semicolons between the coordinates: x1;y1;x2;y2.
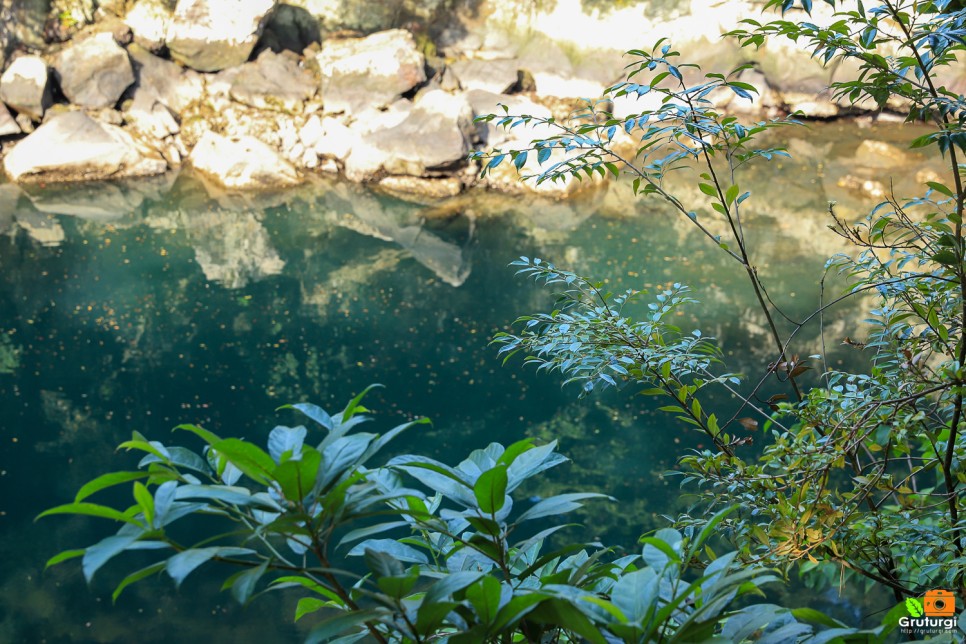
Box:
0;0;919;199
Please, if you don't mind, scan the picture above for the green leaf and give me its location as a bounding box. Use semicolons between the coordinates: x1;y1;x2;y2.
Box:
927;181;955;198
273;446;322;503
465;575;503;625
725;184;740;205
296;596;328;621
517;493;611;522
45;548;86;570
133;482;155;528
473;464;508;514
83;533;143;583
305;609;382;644
165;546;256;587
353;540;427;565
210;439;276;486
37;502;140;526
75;471;149;503
112;562;166;603
227;558;269;604
699;183;718;197
173;423;222;446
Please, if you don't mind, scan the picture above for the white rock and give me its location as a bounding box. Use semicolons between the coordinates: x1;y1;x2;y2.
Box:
0;55;52;121
124;0;172;51
317;29;426;113
52;32;135;109
189;130;301;189
166;0;275;72
4;110;167;182
0;104;20;136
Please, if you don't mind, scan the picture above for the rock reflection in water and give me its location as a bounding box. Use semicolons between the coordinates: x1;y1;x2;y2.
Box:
0;122;952;643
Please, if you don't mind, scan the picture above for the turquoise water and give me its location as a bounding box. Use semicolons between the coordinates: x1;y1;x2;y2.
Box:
0;122;943;641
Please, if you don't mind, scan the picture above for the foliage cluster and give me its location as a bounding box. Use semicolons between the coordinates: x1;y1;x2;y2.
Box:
39;0;966;641
480;0;966;619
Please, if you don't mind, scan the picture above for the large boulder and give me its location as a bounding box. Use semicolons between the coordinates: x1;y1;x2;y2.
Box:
189;130;300;189
344;90;473;180
230;49;316;112
450;59;519;94
317;29;426;114
3;110;167;182
52;32;135;108
0;104;20;136
127;44;205;114
166;0;275;72
124;0;174;51
287;0;445;33
0;55;52;121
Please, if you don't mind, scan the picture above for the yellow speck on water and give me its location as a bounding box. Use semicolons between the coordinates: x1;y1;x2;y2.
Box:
160;248;168;256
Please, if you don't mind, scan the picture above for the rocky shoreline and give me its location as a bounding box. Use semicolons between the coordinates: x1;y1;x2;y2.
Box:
0;0;943;199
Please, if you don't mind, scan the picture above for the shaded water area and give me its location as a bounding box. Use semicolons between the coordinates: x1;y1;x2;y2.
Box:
0;122;946;641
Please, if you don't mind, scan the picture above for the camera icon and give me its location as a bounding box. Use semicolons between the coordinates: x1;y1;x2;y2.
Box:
924;589;956;617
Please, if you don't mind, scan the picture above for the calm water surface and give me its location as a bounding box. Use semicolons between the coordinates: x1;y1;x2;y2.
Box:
0;122;944;641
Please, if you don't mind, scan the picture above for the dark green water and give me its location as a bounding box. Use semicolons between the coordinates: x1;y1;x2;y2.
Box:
0;123;944;642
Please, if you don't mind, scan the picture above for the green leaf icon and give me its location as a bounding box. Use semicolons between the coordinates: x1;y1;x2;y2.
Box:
906;598;924;617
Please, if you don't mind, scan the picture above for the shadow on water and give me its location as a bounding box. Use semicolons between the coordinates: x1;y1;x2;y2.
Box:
0;122;945;641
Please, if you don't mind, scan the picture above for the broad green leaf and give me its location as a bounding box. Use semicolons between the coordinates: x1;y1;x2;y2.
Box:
305;609;382;644
296;596;328;621
165;546;256;587
267;425;307;463
465;575;503;625
273;446;321;503
45;548;85;570
473;464;508;514
210;439;276;486
698;182;718;197
74;471;149;503
112;562;166;603
351;540;427;565
83;532;142;583
37;502;140;526
174;423;222;445
133;482;154;528
611;568;659;623
517;493;611;522
226;558;269;604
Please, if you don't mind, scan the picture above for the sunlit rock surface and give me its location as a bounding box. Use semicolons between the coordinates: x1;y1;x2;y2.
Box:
189;131;300;190
4;111;167;183
316;30;426;114
344;90;475;181
52;32;135;108
0;55;52;121
229;49;317;113
165;0;274;72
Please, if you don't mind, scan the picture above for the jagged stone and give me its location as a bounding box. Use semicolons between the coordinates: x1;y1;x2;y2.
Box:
230;49;317;112
189;130;301;189
0;55;52;121
52;32;135;108
166;0;275;72
259;3;320;54
317;29;425;114
124;0;174;51
3;110;167;182
344;90;474;181
127;44;205;114
450;58;518;94
0;104;20;136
